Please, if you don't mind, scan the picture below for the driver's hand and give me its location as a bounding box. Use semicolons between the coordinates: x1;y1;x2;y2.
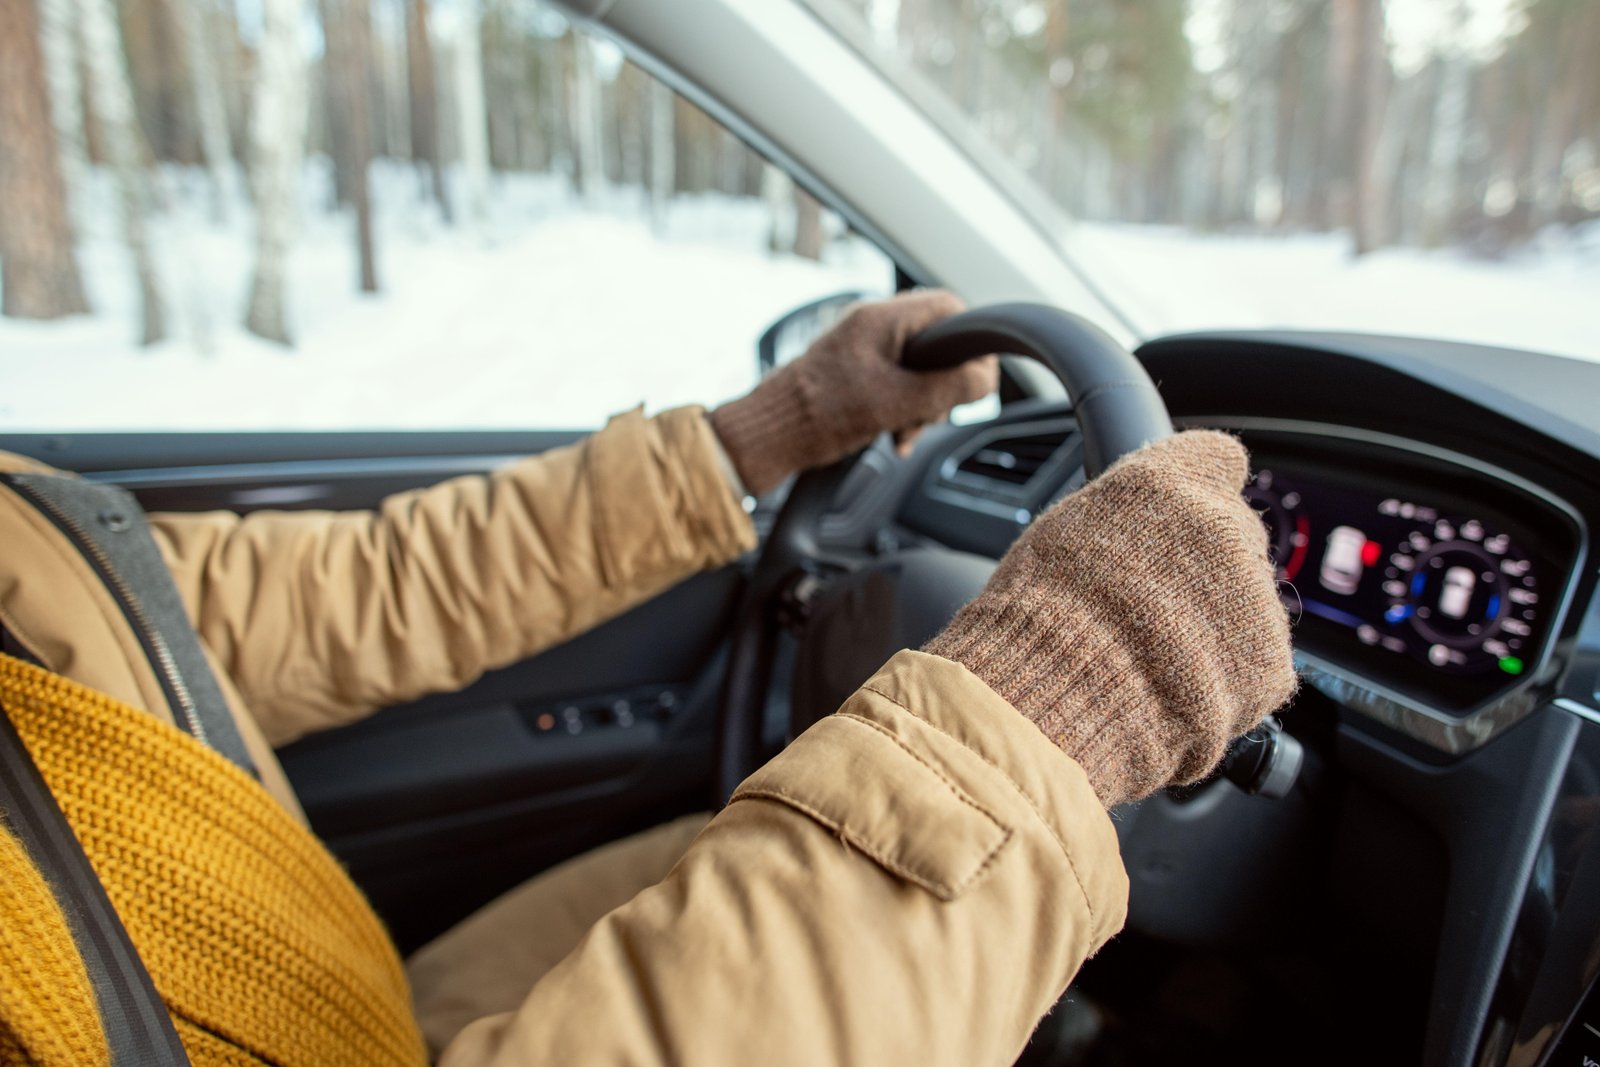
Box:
710;290;997;495
923;431;1297;808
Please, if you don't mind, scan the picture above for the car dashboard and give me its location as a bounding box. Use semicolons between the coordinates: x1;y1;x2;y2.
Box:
885;331;1600;1067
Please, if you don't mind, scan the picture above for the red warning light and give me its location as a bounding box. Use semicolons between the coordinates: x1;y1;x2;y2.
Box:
1361;539;1382;567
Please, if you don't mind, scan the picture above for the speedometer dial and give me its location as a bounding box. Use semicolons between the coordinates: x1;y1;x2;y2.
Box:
1245;469;1310;581
1381;516;1539;676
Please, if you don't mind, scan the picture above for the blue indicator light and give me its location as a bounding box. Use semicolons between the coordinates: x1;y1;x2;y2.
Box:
1301;598;1367;629
1410;574;1425;598
1385;604;1414;624
1485;595;1500;619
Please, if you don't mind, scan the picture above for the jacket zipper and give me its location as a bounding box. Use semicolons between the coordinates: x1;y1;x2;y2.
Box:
3;478;207;745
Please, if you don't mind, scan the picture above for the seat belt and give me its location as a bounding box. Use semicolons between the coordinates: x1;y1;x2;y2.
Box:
0;692;191;1066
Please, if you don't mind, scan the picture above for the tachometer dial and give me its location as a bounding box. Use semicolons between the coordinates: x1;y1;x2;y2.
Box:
1245;469;1311;582
1381;516;1539;675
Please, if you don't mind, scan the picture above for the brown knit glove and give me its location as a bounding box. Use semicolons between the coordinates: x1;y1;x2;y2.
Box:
711;290;997;495
923;430;1297;808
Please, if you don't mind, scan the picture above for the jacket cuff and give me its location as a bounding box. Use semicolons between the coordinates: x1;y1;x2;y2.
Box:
586;406;758;589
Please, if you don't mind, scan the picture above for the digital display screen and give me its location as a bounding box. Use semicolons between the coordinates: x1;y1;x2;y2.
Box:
1243;447;1570;712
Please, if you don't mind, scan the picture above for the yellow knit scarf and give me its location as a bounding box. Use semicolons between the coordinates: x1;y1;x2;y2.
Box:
0;653;427;1066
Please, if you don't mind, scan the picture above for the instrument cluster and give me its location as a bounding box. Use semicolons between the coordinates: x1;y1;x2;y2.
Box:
1244;443;1576;712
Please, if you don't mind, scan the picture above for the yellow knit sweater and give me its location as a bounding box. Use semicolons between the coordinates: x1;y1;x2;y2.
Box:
0;653;426;1066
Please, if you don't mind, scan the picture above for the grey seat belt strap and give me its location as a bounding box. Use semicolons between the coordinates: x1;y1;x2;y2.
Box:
0;472;256;776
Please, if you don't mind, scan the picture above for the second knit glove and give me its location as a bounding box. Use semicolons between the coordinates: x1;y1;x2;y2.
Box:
923;430;1297;808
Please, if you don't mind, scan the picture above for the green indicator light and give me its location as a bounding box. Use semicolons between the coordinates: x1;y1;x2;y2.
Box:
1499;656;1524;676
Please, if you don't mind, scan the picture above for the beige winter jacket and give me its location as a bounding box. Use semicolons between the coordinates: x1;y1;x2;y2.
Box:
0;405;1127;1066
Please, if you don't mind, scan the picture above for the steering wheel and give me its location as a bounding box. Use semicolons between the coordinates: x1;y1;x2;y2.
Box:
713;302;1174;801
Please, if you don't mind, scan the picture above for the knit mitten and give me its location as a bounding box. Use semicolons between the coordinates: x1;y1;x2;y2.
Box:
711;290;997;495
923;430;1297;808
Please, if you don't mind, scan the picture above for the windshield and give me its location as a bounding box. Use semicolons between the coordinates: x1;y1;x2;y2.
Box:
811;0;1599;362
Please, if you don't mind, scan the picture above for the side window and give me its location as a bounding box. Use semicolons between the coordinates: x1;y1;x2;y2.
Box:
0;1;895;431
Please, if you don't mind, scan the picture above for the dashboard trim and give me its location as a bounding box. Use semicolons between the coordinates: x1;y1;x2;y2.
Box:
1182;415;1591;756
1556;696;1600;730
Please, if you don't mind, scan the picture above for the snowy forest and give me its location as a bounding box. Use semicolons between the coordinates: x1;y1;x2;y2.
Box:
892;0;1599;252
0;0;1595;430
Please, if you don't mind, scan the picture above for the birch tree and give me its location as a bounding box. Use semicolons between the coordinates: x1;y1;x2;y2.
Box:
36;0;89;238
178;0;236;220
0;0;90;319
350;0;377;291
570;33;606;199
454;0;491;226
243;0;308;344
79;0;167;344
648;79;675;224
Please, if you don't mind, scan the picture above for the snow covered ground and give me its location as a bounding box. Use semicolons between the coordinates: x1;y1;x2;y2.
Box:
3;164;1596;433
1064;221;1600;361
0;164;894;431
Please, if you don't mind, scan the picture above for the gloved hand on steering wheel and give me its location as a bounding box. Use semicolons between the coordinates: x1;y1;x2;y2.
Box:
924;430;1298;808
711;290;997;495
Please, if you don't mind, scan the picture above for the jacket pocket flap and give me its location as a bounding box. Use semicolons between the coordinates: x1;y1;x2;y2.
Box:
729;713;1013;901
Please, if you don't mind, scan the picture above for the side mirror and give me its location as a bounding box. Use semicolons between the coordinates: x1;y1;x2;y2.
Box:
757;290;871;376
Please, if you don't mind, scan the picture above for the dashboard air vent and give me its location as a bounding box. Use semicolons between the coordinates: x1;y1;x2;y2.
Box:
954;431;1069;487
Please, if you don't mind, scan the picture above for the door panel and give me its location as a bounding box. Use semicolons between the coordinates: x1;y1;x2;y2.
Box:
278;565;741;952
2;431;746;953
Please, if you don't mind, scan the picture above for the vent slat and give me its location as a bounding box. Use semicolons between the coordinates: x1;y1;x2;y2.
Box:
952;430;1069;488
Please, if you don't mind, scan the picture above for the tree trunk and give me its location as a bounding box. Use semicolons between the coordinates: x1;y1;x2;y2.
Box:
322;0;378;292
348;0;377;291
484;5;518;172
512;35;542;171
79;0;166;344
244;0;307;344
380;23;410;161
453;0;490;225
1350;0;1391;255
792;186;824;260
570;33;605;200
37;0;89;237
405;0;450;220
537;33;570;179
1317;0;1363;231
178;0;235;220
1527;2;1590;232
763;165;795;253
0;0;90;319
318;0;353;208
615;64;645;188
648;78;674;224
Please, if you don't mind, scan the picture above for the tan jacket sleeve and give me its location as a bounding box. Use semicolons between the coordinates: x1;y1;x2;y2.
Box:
148;407;756;747
439;650;1130;1067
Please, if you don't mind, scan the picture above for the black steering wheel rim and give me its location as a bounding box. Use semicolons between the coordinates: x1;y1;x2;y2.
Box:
713;302;1174;802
